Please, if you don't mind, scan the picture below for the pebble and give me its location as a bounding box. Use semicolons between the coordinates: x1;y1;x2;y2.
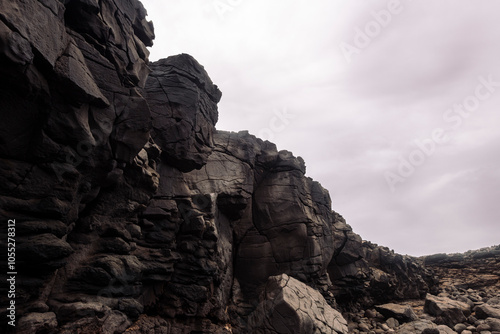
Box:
386;317;399;329
365;309;377;318
454;323;467;333
358;322;371;332
479;324;492;331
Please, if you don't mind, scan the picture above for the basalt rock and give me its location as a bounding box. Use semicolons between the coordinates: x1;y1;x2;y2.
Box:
0;0;439;333
329;222;438;311
424;294;471;327
146;54;221;172
245;274;348;334
375;303;418;323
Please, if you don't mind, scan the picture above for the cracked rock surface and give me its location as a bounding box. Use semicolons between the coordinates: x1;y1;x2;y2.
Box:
246;274;348;334
0;0;441;333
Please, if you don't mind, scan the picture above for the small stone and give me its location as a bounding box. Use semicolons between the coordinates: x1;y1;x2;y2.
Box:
365;309;377;318
479;324;492;331
348;322;359;331
455;323;467;333
359;322;371;332
438;324;460;334
380;323;390;331
486;318;500;332
386;317;399;329
469;316;479;324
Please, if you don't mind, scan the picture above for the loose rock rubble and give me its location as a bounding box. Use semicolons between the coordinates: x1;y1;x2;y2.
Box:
344;246;500;334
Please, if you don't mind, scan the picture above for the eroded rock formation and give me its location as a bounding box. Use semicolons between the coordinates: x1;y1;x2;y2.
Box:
0;1;441;333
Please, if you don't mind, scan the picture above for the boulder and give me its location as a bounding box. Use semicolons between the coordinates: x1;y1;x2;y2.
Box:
425;294;471;327
246;274;348;334
395;320;439;334
486;318;500;331
475;304;500;320
375;303;418;322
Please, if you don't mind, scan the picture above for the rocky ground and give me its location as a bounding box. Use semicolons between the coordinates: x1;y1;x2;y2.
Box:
345;246;500;334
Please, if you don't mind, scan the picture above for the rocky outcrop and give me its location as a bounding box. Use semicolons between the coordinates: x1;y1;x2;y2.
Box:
329;231;438;311
137;128;341;330
0;1;440;333
146;55;221;172
1;1;155;332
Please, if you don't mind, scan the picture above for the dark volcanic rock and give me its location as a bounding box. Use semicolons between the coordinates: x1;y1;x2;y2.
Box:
146;54;221;172
375;303;418;323
0;0;440;333
246;274;348;334
425;294;471;327
329;227;438;311
475;304;500;319
424;246;500;292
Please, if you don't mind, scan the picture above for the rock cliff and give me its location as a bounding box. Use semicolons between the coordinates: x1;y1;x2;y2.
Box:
0;0;447;333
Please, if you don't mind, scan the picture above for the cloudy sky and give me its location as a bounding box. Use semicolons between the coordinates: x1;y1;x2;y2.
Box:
140;0;500;256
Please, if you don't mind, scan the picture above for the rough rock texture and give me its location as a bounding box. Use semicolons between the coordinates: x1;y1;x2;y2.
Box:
424;294;471;327
394;320;443;334
0;0;154;333
375;303;418;323
333;246;500;334
475;303;500;319
0;0;442;333
146;55;221;172
329;235;438;311
245;274;348;334
424;246;500;293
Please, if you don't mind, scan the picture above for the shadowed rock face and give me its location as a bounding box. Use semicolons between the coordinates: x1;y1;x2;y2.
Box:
0;1;438;333
146;54;221;172
328;217;438;311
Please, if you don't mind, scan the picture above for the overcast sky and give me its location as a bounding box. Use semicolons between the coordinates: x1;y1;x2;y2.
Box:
140;0;500;256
